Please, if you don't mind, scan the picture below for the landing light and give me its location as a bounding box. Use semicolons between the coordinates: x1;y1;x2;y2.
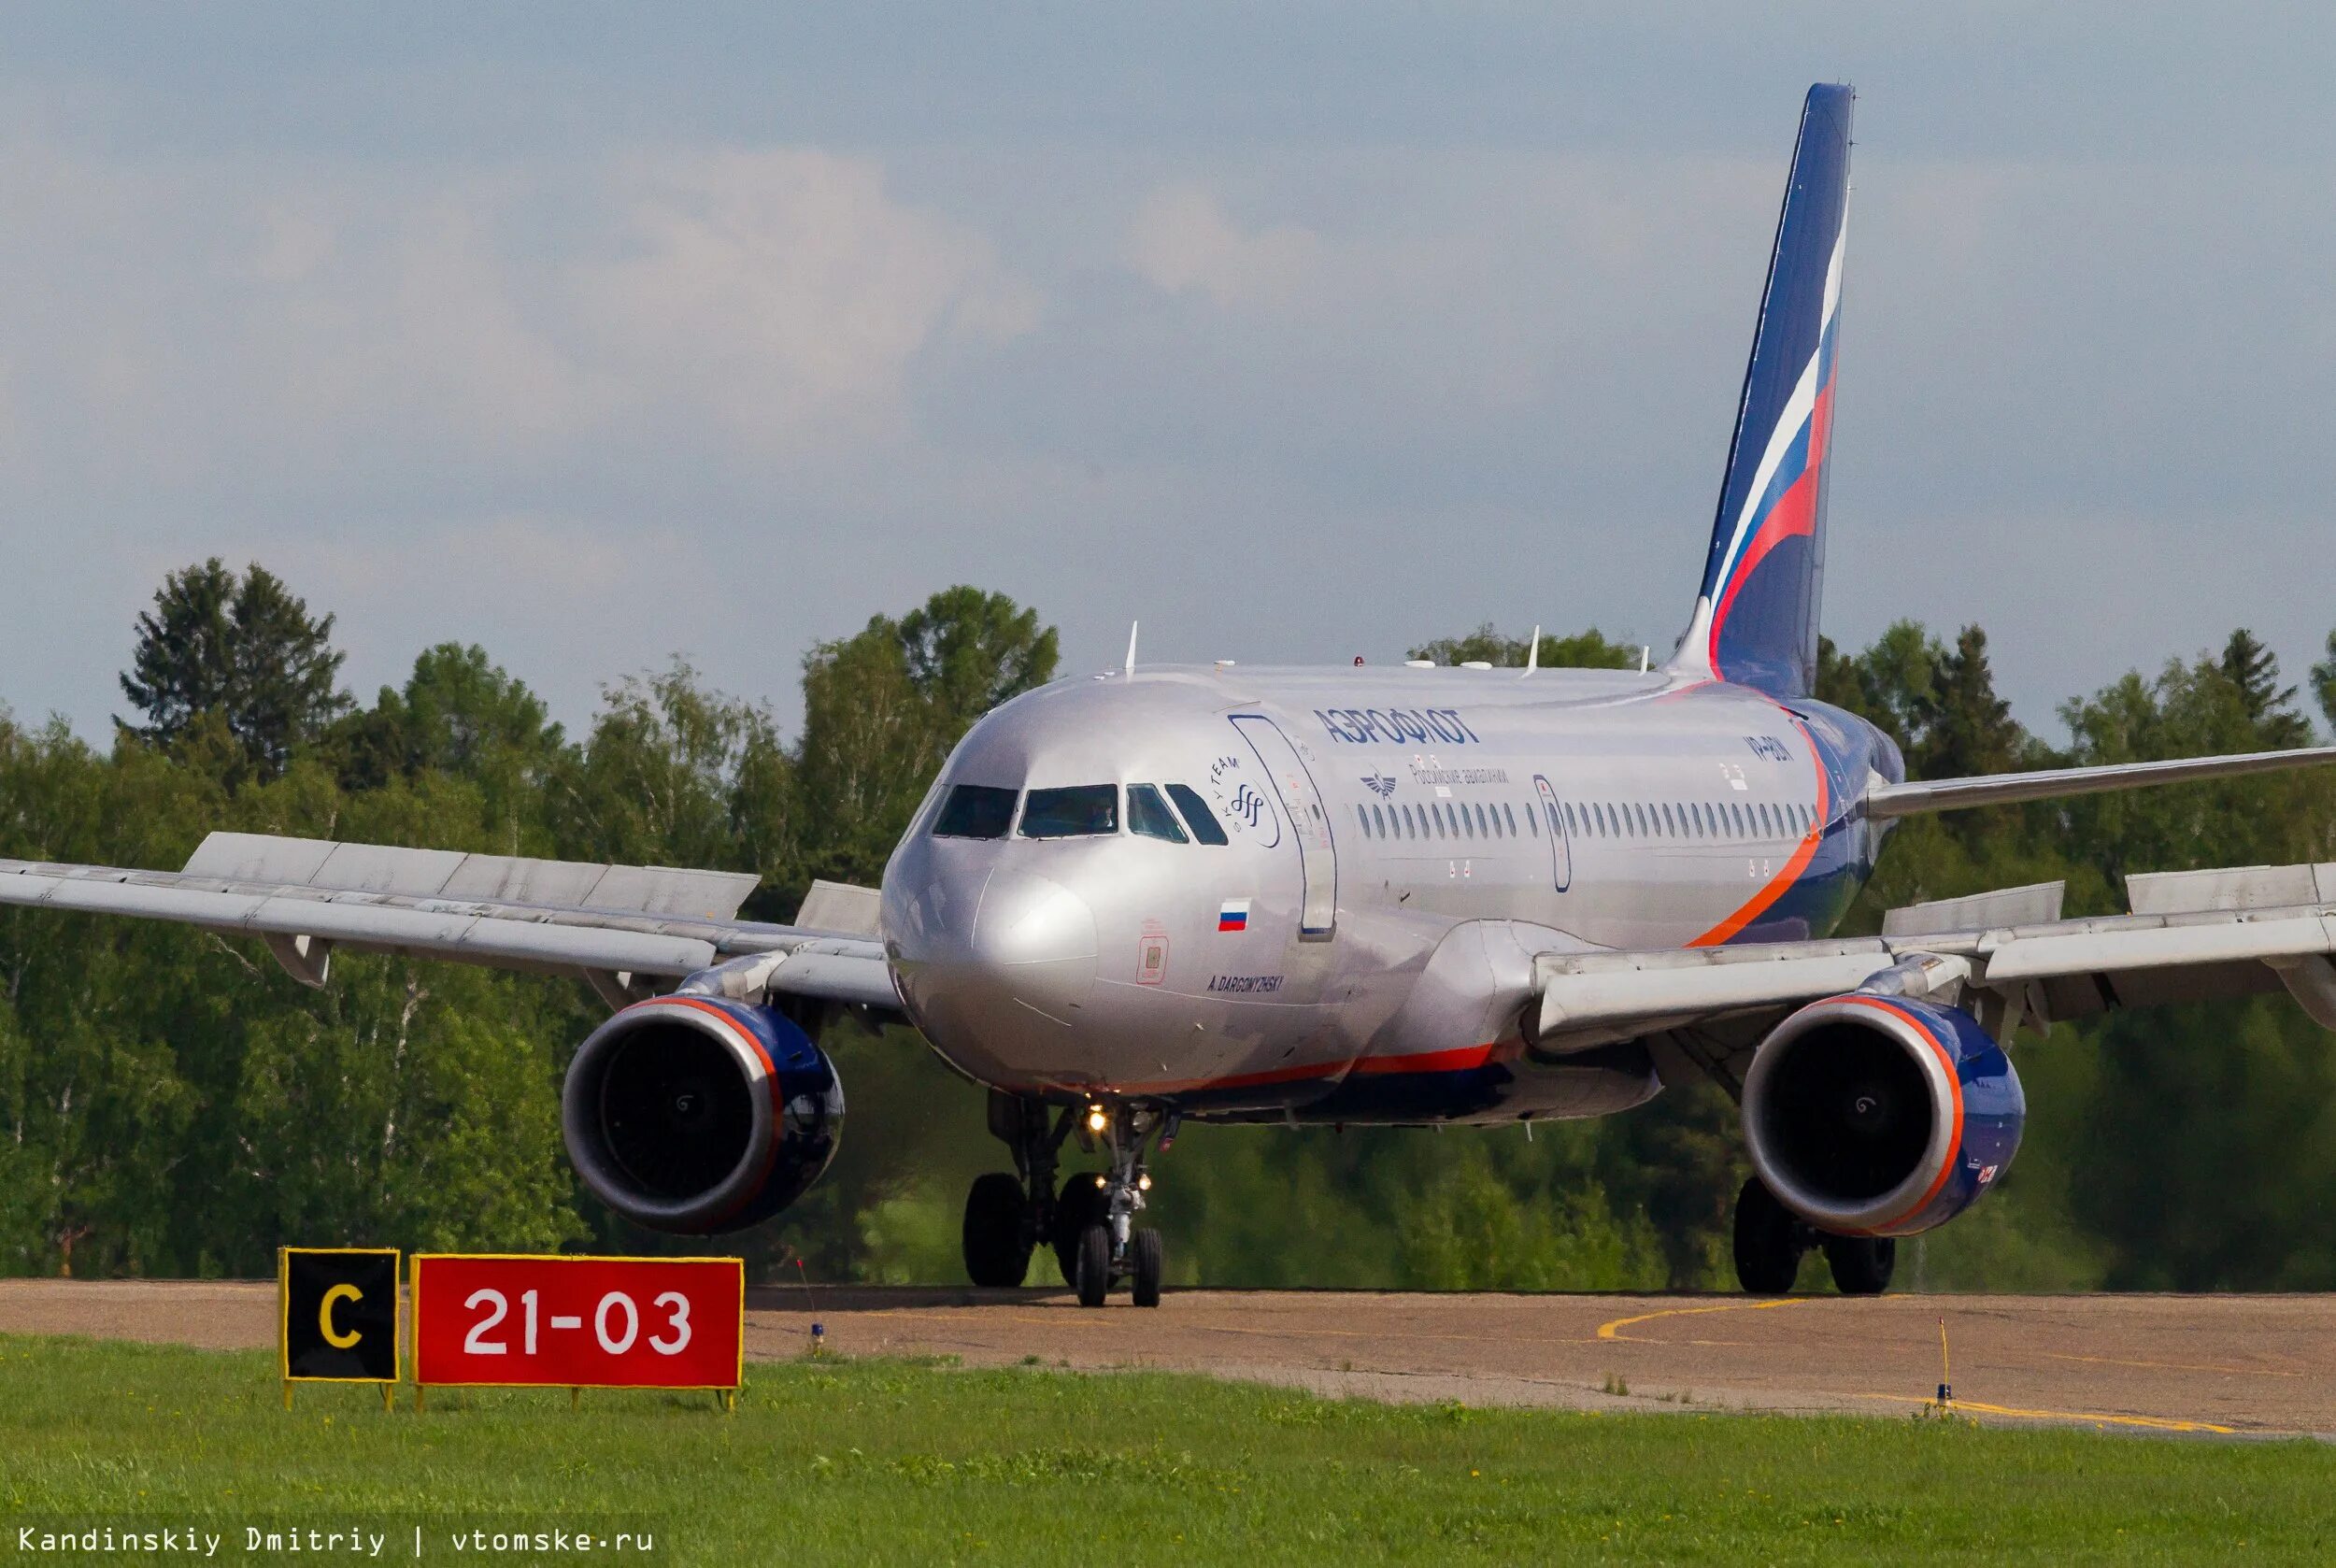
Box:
1137;1173;1152;1191
1085;1105;1109;1134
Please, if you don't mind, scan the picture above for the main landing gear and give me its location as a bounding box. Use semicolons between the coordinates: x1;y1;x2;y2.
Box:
961;1091;1168;1307
1731;1176;1895;1296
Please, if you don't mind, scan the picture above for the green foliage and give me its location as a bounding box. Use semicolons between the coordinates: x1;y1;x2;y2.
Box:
1408;624;1640;671
7;566;2336;1296
13;1339;2336;1565
118;559;351;784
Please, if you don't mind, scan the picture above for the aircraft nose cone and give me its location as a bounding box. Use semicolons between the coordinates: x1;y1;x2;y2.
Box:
887;865;1098;1059
969;871;1097;1016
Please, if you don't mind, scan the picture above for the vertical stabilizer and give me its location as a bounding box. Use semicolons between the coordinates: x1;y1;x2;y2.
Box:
1668;83;1853;698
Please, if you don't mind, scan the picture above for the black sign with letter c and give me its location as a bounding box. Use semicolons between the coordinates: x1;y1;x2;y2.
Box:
279;1247;400;1382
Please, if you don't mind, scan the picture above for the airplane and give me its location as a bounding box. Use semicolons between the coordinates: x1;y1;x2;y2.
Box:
8;82;2336;1305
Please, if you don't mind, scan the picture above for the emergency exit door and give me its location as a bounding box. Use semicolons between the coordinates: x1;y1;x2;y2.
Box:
1533;774;1572;891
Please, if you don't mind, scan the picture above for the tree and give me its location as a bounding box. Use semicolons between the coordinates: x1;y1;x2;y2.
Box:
2312;629;2336;736
119;560;350;783
1407;624;1639;670
2219;628;2310;747
794;588;1060;890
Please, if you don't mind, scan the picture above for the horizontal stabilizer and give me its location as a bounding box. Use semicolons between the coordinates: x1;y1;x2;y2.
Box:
1863;745;2336;820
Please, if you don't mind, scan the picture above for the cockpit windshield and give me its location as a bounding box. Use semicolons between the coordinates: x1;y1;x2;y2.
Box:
1019;785;1118;838
933;784;1018;839
1126;784;1188;843
1163;784;1230;846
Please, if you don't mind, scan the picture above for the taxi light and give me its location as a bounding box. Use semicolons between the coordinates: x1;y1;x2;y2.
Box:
1137;1173;1152;1191
1085;1105;1108;1134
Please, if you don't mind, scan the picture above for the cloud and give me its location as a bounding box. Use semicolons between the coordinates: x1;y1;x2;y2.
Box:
1124;181;1322;306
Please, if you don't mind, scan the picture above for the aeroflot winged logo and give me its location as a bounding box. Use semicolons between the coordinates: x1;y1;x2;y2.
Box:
1362;774;1397;799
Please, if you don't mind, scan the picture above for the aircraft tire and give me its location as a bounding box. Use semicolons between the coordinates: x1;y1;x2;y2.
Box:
961;1172;1033;1288
1052;1173;1108;1283
1075;1224;1112;1308
1130;1227;1163;1308
1823;1233;1895;1296
1731;1176;1802;1294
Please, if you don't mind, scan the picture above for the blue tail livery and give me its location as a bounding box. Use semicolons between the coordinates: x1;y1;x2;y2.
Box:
1672;82;1853;698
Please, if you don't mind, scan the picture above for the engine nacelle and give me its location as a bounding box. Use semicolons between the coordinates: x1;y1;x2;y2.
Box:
562;995;844;1234
1742;994;2023;1237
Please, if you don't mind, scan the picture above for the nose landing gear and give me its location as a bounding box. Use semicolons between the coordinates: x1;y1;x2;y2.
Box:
961;1091;1168;1306
1071;1103;1168;1308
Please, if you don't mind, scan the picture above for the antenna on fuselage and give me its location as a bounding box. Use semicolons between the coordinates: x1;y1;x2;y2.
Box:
1124;620;1139;681
1522;625;1541;677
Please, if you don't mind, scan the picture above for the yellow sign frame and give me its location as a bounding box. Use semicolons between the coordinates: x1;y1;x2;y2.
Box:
408;1252;746;1399
278;1247;403;1407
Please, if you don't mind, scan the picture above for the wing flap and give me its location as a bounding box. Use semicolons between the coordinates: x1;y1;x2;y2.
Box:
179;832;760;921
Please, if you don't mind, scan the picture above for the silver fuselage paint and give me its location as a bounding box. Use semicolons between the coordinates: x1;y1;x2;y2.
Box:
880;663;1899;1125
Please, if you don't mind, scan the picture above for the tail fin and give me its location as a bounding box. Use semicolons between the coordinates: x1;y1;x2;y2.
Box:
1669;83;1853;698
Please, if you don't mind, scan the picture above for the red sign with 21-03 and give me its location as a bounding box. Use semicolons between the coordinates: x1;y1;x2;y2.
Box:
411;1254;743;1389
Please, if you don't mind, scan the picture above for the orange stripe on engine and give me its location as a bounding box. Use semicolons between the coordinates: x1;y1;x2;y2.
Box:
1687;710;1833;947
1830;994;1965;1233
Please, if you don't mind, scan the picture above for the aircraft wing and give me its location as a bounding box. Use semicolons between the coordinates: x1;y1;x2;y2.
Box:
0;831;899;1013
1863;744;2336;819
1532;862;2336;1094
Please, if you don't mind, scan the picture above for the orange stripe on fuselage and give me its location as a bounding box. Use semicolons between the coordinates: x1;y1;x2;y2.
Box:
1688;710;1832;947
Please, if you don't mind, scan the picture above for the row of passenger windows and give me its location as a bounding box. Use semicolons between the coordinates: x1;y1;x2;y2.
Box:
1352;794;1817;846
933;782;1231;845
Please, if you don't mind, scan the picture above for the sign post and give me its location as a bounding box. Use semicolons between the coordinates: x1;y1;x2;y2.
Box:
278;1247;401;1409
411;1254;744;1409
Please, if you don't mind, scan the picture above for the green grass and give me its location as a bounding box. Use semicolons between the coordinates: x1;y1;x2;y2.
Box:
2;1335;2330;1565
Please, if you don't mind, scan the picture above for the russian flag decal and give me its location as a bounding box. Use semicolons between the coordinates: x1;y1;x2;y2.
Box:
1218;898;1251;933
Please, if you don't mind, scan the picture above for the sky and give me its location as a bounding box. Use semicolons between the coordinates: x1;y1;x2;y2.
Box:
2;3;2333;744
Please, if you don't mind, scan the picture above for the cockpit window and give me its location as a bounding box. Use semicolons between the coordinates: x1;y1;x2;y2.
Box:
933;784;1018;840
1163;784;1231;846
1127;784;1189;843
1019;784;1118;838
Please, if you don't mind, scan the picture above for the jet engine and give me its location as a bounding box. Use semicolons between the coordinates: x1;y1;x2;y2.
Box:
561;995;844;1234
1741;993;2023;1237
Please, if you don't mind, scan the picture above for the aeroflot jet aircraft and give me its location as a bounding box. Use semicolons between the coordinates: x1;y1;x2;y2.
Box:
9;84;2336;1303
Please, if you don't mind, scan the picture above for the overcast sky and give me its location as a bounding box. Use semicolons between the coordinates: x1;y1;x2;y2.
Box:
2;4;2331;743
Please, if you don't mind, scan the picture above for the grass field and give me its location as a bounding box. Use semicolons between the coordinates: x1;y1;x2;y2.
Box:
3;1335;2331;1565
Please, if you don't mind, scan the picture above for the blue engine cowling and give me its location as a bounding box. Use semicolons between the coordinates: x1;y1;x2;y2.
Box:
561;995;844;1234
1741;993;2023;1238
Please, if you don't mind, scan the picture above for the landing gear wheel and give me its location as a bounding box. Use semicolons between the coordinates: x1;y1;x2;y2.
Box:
1075;1224;1112;1308
1052;1173;1108;1284
1732;1176;1804;1295
1823;1233;1896;1296
962;1172;1033;1288
1130;1228;1163;1308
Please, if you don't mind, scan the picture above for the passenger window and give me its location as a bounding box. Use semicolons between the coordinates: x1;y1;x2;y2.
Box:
1759;803;1774;835
933;784;1018;840
1474;803;1488;837
1371;803;1387;837
1660;803;1675;837
1163;784;1230;846
1020;784;1118;838
1129;784;1189;843
1503;802;1517;835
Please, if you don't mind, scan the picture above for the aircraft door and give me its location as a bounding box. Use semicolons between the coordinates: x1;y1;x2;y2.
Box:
1533;774;1571;891
1230;715;1338;939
